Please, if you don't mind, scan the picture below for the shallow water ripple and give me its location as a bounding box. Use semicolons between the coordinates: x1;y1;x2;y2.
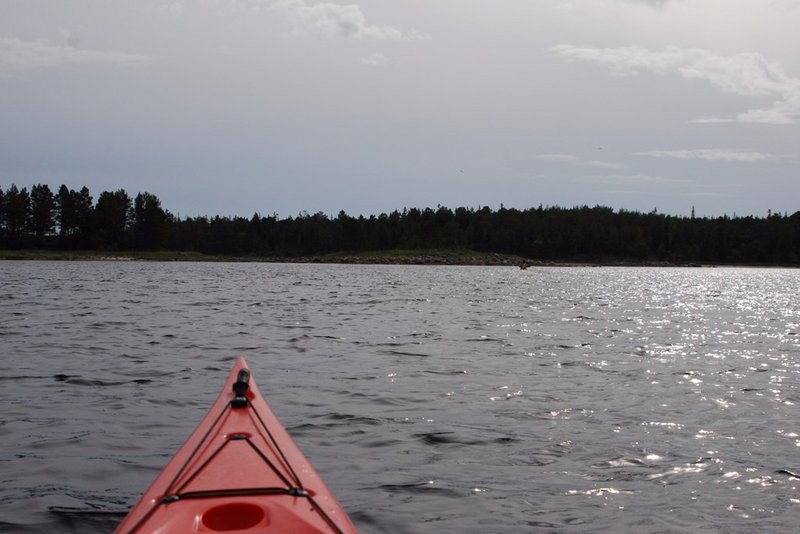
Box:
1;262;798;532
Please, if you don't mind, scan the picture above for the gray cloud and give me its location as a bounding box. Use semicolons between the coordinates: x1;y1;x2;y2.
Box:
359;53;388;67
535;153;624;169
270;0;425;40
153;2;185;16
0;35;151;73
556;0;670;10
586;173;689;185
636;149;794;162
551;44;800;124
627;0;670;7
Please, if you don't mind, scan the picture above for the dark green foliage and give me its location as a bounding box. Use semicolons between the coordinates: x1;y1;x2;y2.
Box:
73;187;95;247
94;189;133;249
56;185;95;249
133;192;169;249
56;185;77;238
161;203;799;265
30;184;56;238
0;182;798;265
3;185;30;247
0;187;5;240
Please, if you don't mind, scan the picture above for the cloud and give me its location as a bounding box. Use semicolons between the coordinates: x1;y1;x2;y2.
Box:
154;2;185;16
636;149;793;162
694;90;800;124
586;173;689;185
270;0;425;40
0;35;151;73
630;0;670;7
551;44;800;124
535;153;580;162
58;28;81;47
359;53;388;67
535;153;624;169
558;0;670;8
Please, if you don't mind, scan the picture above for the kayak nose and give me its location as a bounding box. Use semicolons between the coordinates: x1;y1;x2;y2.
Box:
115;357;359;533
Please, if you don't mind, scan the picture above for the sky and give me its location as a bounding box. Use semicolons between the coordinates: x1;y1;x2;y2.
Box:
1;0;798;219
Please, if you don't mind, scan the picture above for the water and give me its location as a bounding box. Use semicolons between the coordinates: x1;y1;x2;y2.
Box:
1;261;799;533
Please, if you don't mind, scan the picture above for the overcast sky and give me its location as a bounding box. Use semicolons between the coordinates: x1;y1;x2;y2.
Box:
1;0;798;218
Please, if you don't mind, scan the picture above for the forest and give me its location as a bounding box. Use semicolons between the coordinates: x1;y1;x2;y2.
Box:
1;183;799;265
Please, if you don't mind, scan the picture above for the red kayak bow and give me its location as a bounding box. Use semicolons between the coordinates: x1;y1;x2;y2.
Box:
115;357;358;533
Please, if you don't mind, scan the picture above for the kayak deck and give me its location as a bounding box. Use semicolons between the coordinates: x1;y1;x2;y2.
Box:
115;357;358;533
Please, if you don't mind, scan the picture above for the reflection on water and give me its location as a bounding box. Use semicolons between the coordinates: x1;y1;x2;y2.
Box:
0;262;798;532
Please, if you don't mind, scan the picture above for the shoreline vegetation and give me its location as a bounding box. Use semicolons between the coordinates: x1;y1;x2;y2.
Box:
0;248;794;268
2;183;799;267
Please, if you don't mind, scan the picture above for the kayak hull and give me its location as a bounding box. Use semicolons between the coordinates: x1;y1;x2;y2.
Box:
115;357;358;533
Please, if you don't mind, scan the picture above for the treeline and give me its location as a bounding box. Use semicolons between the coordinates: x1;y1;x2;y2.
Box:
0;184;169;250
2;183;799;264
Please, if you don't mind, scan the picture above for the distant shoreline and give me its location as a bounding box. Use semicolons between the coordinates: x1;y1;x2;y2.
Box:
0;248;535;265
1;249;796;268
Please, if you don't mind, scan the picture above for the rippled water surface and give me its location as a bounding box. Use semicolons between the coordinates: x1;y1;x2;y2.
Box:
1;261;799;532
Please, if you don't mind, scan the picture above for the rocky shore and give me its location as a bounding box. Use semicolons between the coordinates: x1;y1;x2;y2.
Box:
0;249;526;265
275;252;531;266
0;249;762;267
